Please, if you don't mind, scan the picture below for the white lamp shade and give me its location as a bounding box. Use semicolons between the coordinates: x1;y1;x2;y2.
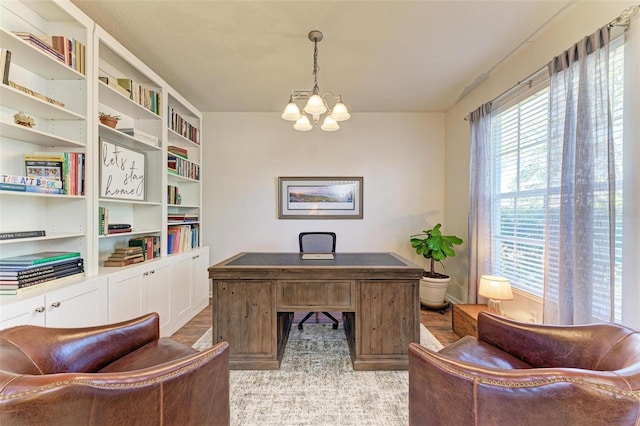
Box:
320;116;339;131
303;94;327;114
478;275;513;300
293;115;312;131
281;101;301;121
331;101;351;121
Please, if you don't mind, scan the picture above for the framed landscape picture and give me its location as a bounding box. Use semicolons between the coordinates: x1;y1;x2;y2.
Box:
99;138;146;201
278;176;363;219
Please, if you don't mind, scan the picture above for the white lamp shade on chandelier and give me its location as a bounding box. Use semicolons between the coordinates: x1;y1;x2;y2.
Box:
282;30;350;132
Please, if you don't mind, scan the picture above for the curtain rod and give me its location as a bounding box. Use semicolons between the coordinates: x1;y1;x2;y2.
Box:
463;67;547;121
464;4;639;121
608;4;639;30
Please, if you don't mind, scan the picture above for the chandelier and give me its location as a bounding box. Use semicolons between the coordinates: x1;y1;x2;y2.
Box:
281;30;350;132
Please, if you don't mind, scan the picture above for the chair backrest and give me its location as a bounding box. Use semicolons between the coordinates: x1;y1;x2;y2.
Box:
299;232;336;253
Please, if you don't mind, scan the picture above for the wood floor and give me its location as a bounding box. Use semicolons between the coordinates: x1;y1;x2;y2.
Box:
171;300;460;347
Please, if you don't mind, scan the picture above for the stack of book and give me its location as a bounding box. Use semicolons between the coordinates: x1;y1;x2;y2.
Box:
167;224;199;254
108;224;132;235
103;246;144;267
12;32;85;75
168;145;188;159
167;155;200;180
22;152;85;196
169;108;200;145
0;252;84;294
117;78;161;115
167;213;198;223
167;185;181;205
129;235;160;260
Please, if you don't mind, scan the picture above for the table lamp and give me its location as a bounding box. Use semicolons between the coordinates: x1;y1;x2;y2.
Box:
478;275;513;316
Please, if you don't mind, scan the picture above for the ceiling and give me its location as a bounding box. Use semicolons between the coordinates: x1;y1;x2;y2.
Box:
70;1;575;113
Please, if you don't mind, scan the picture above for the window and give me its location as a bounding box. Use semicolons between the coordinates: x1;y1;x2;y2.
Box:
490;39;624;323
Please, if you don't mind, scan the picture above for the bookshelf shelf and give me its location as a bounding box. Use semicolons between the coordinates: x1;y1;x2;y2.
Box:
98;123;161;151
0;121;84;148
1;84;85;120
0;232;86;245
98;81;160;120
0;29;86;80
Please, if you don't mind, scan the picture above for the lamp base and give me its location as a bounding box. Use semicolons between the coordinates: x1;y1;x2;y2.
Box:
487;299;505;316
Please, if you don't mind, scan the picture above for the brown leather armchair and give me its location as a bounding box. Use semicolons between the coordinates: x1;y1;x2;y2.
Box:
0;313;229;425
409;312;640;426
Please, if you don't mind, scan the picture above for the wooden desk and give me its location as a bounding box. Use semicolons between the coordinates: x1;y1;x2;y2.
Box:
208;252;424;371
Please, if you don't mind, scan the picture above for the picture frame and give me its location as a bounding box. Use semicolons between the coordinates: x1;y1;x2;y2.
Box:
99;138;146;201
278;176;363;219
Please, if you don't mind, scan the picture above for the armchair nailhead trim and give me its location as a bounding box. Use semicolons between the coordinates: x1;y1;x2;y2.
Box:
426;352;640;399
0;345;225;400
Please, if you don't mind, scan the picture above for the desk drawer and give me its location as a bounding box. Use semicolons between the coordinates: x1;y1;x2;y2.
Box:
278;280;354;310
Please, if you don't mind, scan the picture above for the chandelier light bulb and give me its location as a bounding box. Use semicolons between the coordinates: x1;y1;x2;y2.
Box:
281;101;301;121
320;115;340;132
330;101;351;121
293;115;312;131
303;93;327;115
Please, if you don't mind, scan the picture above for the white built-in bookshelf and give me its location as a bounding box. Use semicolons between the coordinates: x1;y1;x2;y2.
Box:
0;0;207;335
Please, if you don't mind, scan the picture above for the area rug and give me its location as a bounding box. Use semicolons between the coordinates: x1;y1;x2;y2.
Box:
193;324;442;425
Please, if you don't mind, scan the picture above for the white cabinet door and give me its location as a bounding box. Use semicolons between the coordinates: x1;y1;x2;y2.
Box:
107;264;147;324
45;277;107;328
145;258;173;336
171;252;194;327
193;247;210;309
0;296;47;329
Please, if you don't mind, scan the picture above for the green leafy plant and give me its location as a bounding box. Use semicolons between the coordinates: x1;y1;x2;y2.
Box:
410;223;463;279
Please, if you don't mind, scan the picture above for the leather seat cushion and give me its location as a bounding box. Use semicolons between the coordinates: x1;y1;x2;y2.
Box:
439;336;533;369
98;338;198;373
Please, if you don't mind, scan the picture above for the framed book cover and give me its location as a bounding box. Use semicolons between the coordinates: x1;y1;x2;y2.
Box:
99;138;146;201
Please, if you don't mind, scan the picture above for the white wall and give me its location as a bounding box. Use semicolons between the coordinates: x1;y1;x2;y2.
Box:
444;0;640;327
202;112;446;271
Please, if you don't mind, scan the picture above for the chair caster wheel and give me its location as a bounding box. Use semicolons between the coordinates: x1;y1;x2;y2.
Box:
332;323;339;330
298;324;303;330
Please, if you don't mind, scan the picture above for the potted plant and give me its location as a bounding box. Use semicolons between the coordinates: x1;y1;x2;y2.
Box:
99;112;120;128
410;224;463;308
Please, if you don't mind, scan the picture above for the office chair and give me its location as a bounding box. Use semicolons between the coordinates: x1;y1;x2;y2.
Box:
298;232;340;330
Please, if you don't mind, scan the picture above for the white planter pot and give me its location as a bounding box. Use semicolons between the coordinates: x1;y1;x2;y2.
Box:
420;276;451;307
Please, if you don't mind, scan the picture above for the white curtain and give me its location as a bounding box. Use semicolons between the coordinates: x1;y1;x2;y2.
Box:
543;26;616;324
467;102;493;303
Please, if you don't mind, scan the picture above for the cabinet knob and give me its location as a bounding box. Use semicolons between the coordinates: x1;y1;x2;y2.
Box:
150;270;155;274
34;306;45;313
192;255;199;259
51;301;61;308
143;271;149;276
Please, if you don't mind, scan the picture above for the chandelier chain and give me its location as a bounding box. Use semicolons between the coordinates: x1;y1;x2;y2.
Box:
312;39;320;93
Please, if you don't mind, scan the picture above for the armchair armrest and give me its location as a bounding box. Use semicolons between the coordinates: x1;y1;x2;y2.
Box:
408;342;639;426
0;313;160;374
477;312;635;369
0;341;230;426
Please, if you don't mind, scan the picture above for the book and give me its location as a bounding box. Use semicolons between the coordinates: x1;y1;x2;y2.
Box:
1;174;63;189
99;76;131;97
103;256;144;267
108;228;132;234
1;48;11;85
0;230;46;240
0;258;84;278
0;251;81;266
8;81;65;108
0;182;26;192
24;154;64;185
108;224;132;230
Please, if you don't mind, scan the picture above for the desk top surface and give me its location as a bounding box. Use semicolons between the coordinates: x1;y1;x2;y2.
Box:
225;252;408;267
